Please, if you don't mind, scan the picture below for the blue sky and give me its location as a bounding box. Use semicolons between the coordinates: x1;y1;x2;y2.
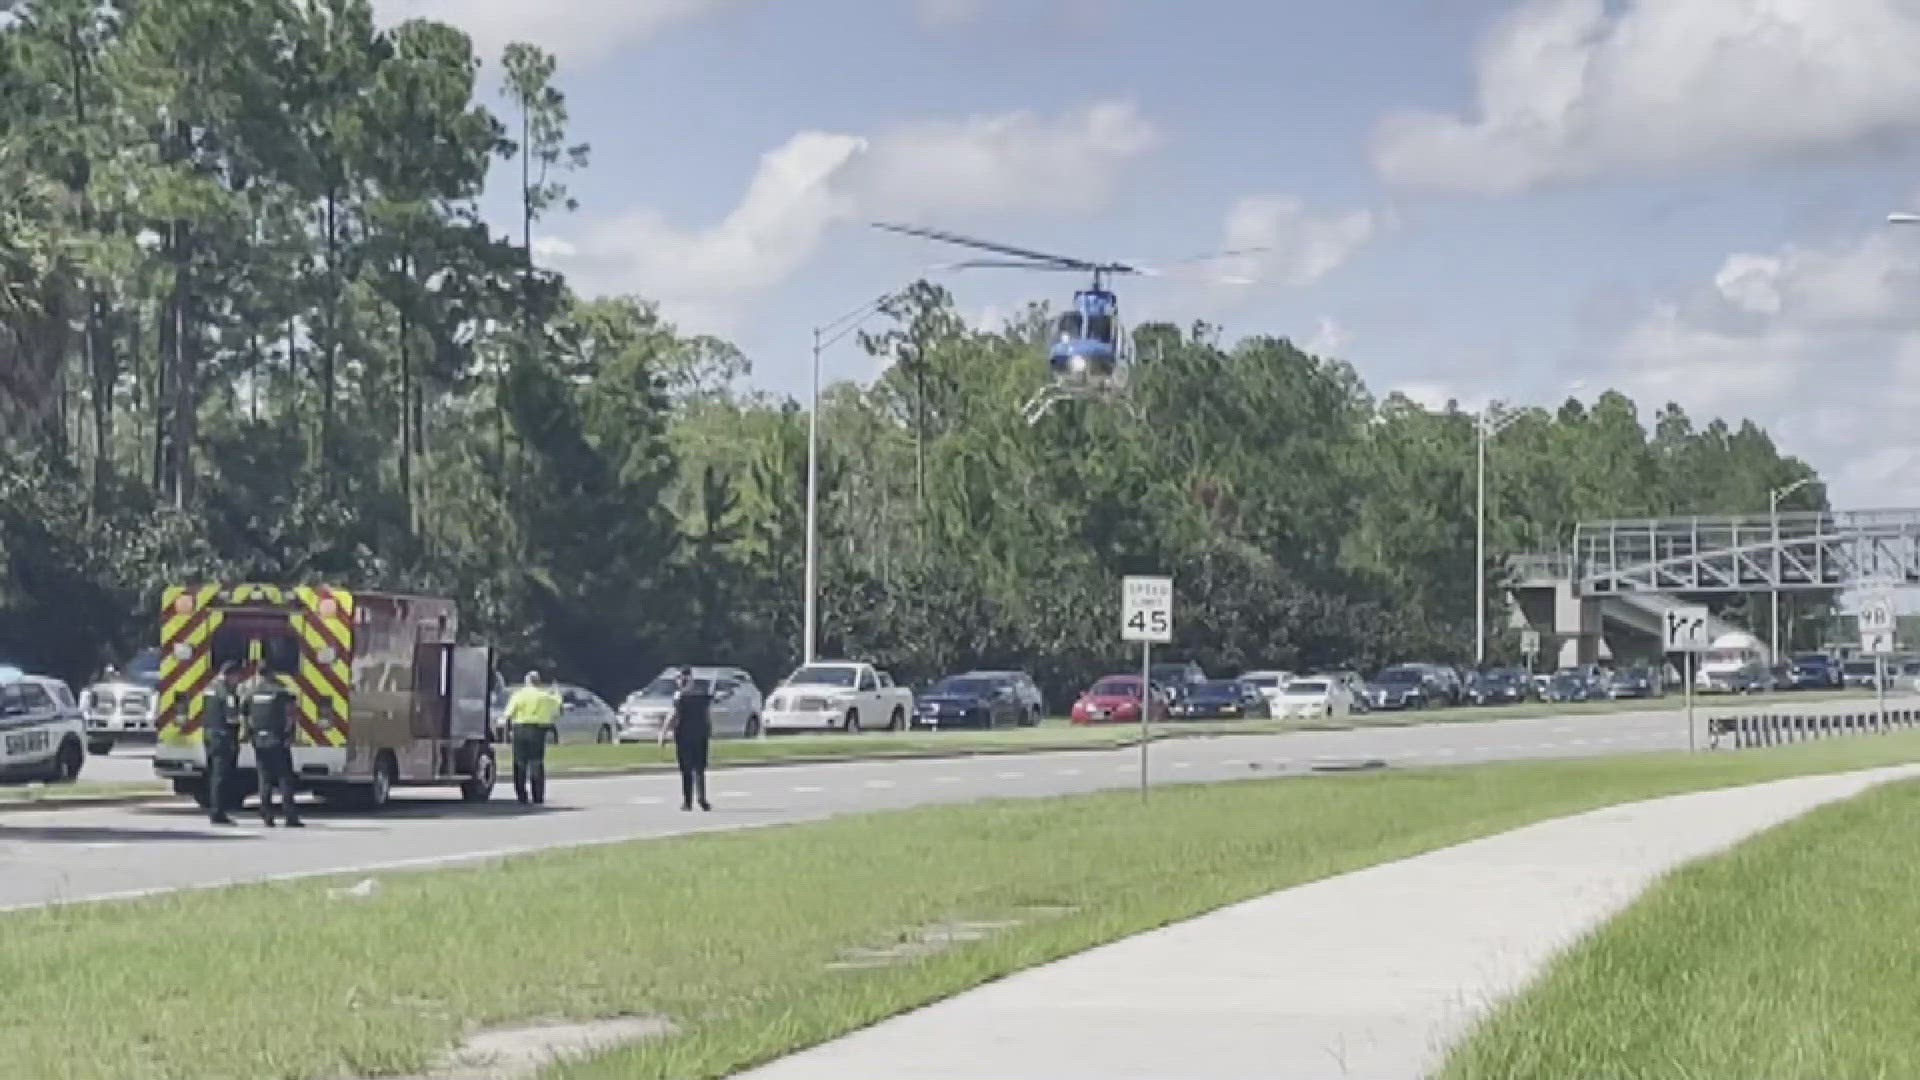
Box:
377;0;1920;509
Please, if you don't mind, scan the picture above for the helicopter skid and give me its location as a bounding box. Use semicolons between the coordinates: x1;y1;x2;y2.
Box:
1020;379;1140;425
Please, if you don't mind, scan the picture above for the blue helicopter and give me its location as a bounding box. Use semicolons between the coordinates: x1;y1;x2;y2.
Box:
873;222;1258;424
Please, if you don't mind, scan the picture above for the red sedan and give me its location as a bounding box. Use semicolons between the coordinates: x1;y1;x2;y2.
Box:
1070;674;1169;725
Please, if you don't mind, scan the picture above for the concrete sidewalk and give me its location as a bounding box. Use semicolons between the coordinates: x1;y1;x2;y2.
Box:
736;764;1920;1080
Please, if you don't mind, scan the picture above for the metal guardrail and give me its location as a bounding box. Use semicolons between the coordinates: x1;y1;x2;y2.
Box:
1707;707;1918;750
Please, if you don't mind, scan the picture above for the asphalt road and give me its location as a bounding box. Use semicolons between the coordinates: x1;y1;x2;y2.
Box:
80;744;159;785
4;694;1909;913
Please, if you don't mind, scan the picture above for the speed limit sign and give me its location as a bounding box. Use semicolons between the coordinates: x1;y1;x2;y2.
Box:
1122;576;1173;644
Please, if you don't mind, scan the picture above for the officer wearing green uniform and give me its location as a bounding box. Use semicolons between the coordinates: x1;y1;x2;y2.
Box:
502;672;561;805
200;661;247;825
244;659;304;828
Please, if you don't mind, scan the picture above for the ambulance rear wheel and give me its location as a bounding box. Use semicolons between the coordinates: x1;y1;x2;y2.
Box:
462;745;497;803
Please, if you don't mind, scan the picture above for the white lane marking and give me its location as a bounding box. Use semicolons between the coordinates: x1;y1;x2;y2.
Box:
864;779;895;790
718;791;749;799
934;777;961;784
1402;749;1428;757
1173;762;1191;770
1055;768;1082;777
629;796;664;806
791;785;824;794
1223;760;1246;767
81;842;126;850
1570;738;1589;746
1437;749;1458;757
994;771;1025;780
1552;725;1576;734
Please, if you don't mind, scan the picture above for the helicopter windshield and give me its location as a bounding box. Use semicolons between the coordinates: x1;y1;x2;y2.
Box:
1055;313;1083;340
1084;313;1115;345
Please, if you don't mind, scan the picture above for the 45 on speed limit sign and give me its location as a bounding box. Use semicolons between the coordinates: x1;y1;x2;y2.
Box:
1122;576;1173;643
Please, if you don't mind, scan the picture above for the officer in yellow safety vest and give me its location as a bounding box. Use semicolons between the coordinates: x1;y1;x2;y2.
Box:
503;672;562;805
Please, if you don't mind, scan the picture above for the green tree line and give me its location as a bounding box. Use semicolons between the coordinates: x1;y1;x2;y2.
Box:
0;0;1831;705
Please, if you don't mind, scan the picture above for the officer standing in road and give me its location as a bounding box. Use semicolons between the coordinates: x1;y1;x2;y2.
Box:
660;666;712;812
502;672;560;805
244;657;304;828
201;661;247;825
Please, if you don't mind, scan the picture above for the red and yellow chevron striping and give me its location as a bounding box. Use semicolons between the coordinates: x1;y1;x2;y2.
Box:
157;584;358;749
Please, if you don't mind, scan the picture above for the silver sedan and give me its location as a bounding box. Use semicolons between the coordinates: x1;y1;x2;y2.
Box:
617;667;764;741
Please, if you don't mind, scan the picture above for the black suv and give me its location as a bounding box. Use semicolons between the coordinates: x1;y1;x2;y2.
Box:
962;670;1045;726
1465;667;1528;705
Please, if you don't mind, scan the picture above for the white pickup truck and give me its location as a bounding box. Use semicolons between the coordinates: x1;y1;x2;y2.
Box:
763;661;915;733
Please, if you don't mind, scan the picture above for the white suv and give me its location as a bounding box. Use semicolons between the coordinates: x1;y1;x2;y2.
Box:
0;674;87;784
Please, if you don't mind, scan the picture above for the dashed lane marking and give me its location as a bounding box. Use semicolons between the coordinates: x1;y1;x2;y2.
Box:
994;771;1026;780
791;785;824;794
1055;768;1082;776
629;796;664;806
864;779;896;790
934;777;961;784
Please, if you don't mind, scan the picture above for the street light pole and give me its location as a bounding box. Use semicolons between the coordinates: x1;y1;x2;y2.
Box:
1768;477;1812;664
1474;405;1525;667
804;286;927;665
1476;412;1488;667
804;327;822;665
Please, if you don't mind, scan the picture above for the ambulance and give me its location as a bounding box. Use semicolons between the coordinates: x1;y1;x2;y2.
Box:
151;585;498;810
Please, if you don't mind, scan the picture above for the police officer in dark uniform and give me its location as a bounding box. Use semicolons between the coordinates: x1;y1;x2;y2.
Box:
201;661;247;825
660;666;713;812
245;657;304;828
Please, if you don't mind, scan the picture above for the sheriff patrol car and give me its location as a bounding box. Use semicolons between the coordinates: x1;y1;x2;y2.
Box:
0;671;87;784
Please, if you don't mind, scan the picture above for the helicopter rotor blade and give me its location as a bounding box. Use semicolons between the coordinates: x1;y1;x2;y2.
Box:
873;222;1096;271
935;259;1090;272
1121;246;1271;275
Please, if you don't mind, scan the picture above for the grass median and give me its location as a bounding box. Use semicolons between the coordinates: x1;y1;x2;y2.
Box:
11;734;1920;1079
1440;773;1920;1080
530;690;1880;774
528;718;1294;774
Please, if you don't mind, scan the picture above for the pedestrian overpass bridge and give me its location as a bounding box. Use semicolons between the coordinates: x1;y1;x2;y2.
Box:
1507;509;1920;667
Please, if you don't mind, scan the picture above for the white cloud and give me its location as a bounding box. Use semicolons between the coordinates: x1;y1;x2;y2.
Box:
1216;196;1380;289
846;102;1157;219
544;101;1159;328
373;0;736;64
1373;0;1920;193
1608;225;1920;506
1306;316;1350;357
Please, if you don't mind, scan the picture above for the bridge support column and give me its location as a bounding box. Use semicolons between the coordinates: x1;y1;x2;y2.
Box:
1553;581;1602;669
